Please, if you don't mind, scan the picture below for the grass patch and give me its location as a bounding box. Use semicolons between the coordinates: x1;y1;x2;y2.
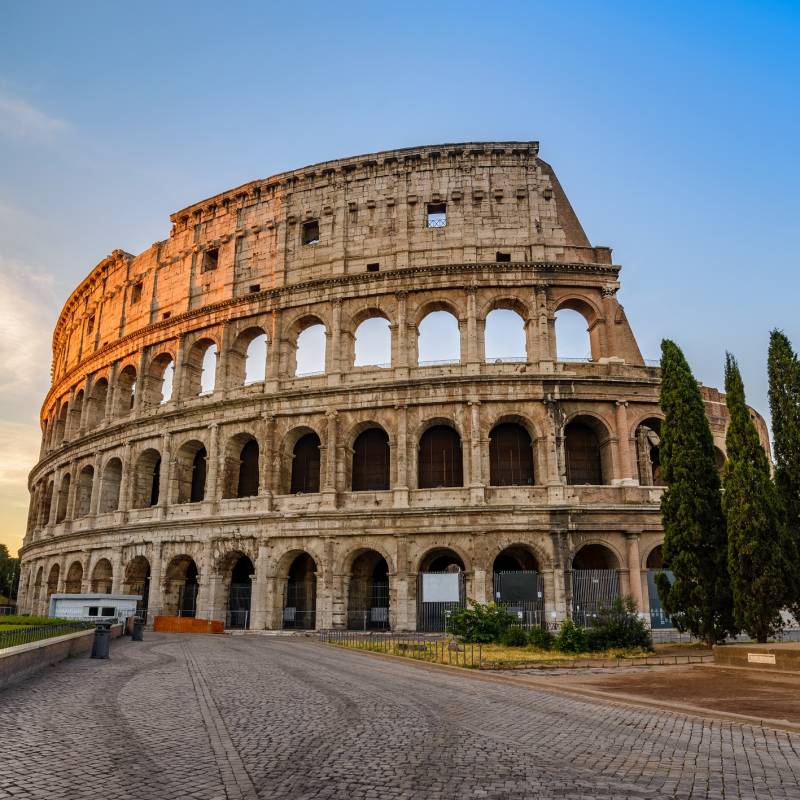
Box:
476;642;652;668
0;615;72;626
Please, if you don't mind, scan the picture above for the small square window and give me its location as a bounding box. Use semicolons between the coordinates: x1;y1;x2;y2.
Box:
87;314;95;334
496;252;511;262
249;284;261;293
366;263;380;272
101;607;115;616
130;282;143;304
162;311;171;320
202;247;219;272
302;220;320;245
88;606;99;616
426;203;446;228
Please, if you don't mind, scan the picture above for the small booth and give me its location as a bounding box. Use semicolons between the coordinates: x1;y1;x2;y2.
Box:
49;593;141;623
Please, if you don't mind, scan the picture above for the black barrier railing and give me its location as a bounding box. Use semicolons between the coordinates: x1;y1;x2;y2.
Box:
0;621;94;650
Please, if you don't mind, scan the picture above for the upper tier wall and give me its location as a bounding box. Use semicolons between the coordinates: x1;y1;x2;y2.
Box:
51;142;612;383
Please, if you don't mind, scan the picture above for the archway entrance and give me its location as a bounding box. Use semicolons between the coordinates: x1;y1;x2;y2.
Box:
124;557;151;619
164;556;199;617
283;553;317;630
645;545;673;629
347;550;390;630
492;546;544;626
571;544;620;625
227;555;254;629
416;548;465;632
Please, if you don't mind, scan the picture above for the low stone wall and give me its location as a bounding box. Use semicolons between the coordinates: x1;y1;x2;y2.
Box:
153;616;224;634
713;642;800;672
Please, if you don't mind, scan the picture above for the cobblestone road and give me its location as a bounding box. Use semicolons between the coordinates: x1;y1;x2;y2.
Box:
2;633;800;799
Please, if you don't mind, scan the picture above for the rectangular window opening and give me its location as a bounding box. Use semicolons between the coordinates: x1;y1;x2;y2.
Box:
202;247;219;272
87;314;95;334
130;282;143;304
496;252;511;262
426;202;447;228
101;607;115;616
88;606;99;616
162;311;171;320
249;284;261;293
301;220;320;245
367;263;380;272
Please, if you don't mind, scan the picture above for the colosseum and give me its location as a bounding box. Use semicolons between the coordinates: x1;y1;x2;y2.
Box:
17;141;757;632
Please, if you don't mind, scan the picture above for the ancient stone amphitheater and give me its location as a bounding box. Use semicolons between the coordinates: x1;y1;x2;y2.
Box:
18;141;755;632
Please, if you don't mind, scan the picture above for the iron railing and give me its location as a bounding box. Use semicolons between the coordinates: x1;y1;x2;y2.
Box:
426;217;447;228
485;356;527;364
0;621;94;650
417;359;461;367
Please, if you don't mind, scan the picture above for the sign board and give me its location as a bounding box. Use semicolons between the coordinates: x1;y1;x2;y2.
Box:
747;653;776;665
422;573;460;603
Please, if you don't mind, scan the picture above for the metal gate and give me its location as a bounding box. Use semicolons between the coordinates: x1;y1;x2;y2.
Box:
647;569;674;629
493;571;545;627
227;582;251;629
177;583;198;617
283;579;316;630
416;571;465;632
571;569;619;625
347;576;390;630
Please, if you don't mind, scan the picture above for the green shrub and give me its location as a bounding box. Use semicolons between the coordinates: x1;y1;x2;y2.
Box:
500;624;528;647
527;625;554;650
0;615;70;626
584;597;653;651
447;600;515;643
554;618;587;653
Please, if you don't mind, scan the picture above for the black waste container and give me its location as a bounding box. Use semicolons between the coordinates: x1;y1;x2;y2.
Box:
91;622;111;659
132;618;144;642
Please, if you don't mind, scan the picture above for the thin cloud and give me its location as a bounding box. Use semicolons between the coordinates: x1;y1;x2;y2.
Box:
0;89;68;140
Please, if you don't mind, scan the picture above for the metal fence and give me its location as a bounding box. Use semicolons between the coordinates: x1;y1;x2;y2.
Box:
417;571;466;632
571;569;620;626
0;621;94;650
493;571;545;628
320;630;481;668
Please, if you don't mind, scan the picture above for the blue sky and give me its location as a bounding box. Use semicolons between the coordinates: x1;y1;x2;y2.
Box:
0;0;798;552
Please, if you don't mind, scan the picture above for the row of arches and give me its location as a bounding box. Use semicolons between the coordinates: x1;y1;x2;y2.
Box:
43;303;601;451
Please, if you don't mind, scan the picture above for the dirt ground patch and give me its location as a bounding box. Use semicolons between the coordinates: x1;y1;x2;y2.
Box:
547;665;800;724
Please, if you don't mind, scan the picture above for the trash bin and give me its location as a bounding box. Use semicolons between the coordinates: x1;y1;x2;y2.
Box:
132;617;144;642
91;622;111;659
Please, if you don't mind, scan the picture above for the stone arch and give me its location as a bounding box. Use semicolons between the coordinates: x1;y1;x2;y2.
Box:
228;326;268;387
714;445;726;473
90;558;113;593
115;364;137;416
417;423;463;489
40;478;54;526
68;389;84;438
182;337;219;397
571;542;621;570
570;542;622;624
349;308;392;369
218;551;255;629
173;439;207;504
283;426;322;494
163;555;200;617
124;555;151;611
351;425;390;491
55;472;71;523
554;296;602;361
564;413;614;485
280;551;318;630
416;302;462;365
645;543;666;570
141;352;175;406
346;548;391;630
46;563;60;601
489;421;535;486
85;377;108;430
32;565;43;606
292;317;327;377
484;306;528;362
222;432;260;499
484;536;552;574
634;416;664;486
132;448;161;508
65;560;83;594
99;457;122;513
416;546;469;574
492;543;541;573
74;464;94;518
54;401;69;445
479;295;532;321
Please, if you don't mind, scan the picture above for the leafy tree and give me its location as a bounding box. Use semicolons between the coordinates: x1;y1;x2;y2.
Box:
584;596;653;652
655;339;734;645
723;353;788;642
768;329;800;611
447;600;514;643
0;544;19;601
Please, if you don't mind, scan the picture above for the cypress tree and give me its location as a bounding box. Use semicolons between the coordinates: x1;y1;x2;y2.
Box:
767;329;800;611
723;353;787;642
656;339;733;645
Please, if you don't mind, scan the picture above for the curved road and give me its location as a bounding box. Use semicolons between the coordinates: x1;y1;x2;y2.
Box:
1;633;799;799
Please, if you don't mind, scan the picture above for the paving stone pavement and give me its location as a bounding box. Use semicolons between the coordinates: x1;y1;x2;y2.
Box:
1;633;800;799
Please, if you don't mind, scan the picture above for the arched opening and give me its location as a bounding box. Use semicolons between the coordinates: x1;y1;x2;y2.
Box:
54;402;69;445
74;465;94;518
571;544;620;625
351;427;390;491
418;425;462;488
555;307;592;361
492;545;544;626
417;548;466;632
163;556;199;617
222;434;260;498
41;480;54;526
714;446;726;473
485;308;526;362
636;418;663;486
85;378;108;430
68;390;84;437
417;310;460;365
489;423;535;486
564;418;607;485
55;473;71;523
65;561;83;594
645;544;673;629
116;365;137;416
46;564;59;602
183;338;218;397
32;566;43;606
291;433;321;493
99;458;122;513
354;317;391;368
124;556;151;616
226;554;255;629
228;327;268;386
283;553;317;630
133;449;161;508
347;550;390;630
90;558;113;594
174;440;207;504
142;353;174;406
295;323;326;376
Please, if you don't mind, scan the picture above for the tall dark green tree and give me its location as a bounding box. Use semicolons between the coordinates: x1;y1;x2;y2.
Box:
723;353;787;642
768;329;800;611
656;339;733;645
0;544;19;601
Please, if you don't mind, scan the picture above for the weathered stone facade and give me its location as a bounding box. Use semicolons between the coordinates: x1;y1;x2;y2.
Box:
18;141;766;630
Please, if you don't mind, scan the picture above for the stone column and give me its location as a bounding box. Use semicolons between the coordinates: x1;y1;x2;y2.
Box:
601;285;619;360
550;530;569;621
133;347;147;413
111;549;124;594
326;299;342;386
465;285;479;372
323;410;338;508
205;423;220;503
468;400;485;504
104;362;119;423
214;322;231;398
89;452;103;515
393;404;409;508
65;462;78;521
614;401;636;484
171;335;186;403
249;543;270;630
148;542;164;619
158;431;172;513
535;285;554;366
78;375;92;435
626;533;644;612
265;310;282;393
393;291;409;378
47;469;60;526
259;414;275;510
118;441;132;511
